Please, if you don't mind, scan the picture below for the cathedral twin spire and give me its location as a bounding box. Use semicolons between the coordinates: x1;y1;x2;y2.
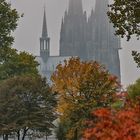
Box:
40;0;120;79
59;0;121;79
60;0;87;59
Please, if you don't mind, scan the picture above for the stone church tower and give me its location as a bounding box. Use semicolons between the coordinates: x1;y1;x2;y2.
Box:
59;0;121;79
87;0;121;78
59;0;87;60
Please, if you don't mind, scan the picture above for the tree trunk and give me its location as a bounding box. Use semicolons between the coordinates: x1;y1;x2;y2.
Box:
22;128;28;140
3;134;8;140
17;130;20;140
74;128;78;140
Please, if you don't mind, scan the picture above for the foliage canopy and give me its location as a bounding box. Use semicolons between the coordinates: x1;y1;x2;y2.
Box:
0;0;20;47
132;51;140;68
84;106;140;140
108;0;140;41
52;58;120;139
0;47;39;80
0;75;57;140
127;78;140;103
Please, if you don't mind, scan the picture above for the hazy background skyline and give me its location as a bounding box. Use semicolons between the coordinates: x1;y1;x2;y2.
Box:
10;0;140;88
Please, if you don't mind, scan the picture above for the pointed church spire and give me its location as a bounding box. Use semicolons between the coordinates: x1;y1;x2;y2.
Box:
94;0;109;40
68;0;83;15
40;6;50;62
93;0;121;79
42;8;48;37
60;0;87;59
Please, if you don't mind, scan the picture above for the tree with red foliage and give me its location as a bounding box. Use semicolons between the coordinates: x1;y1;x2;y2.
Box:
84;105;140;140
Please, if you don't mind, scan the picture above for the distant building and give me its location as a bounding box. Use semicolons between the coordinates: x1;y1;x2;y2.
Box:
37;10;70;79
87;0;121;78
38;0;121;80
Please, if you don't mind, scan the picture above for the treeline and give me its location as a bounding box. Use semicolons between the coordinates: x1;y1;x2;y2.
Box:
0;1;57;140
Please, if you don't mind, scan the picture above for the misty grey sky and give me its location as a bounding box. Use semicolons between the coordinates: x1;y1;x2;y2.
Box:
10;0;140;87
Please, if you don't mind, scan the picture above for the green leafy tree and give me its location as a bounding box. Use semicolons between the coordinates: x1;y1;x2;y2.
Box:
0;0;20;47
108;0;140;41
52;58;120;140
127;78;140;103
132;51;140;68
0;47;39;80
0;75;57;140
108;1;140;69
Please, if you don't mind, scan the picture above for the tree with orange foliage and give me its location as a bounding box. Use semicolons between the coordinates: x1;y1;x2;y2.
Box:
52;58;120;140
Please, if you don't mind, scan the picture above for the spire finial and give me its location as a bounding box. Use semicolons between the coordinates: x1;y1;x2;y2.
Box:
42;4;48;37
44;0;46;11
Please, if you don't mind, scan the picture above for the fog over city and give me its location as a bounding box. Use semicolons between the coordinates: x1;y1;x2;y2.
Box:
10;0;140;87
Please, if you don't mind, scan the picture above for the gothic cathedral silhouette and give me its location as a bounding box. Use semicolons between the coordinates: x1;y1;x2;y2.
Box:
38;0;121;80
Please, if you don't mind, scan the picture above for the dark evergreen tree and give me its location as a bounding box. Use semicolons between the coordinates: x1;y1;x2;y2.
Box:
0;76;57;140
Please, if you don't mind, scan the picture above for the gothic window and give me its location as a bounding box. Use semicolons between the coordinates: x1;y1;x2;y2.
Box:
44;40;46;50
41;41;44;50
46;41;48;50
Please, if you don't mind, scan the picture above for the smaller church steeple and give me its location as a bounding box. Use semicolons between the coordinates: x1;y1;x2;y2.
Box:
40;7;50;62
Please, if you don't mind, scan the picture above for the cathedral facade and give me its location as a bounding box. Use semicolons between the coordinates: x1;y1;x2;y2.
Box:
38;0;121;80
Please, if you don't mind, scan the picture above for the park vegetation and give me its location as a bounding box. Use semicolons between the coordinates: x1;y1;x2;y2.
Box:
0;0;140;140
84;79;140;140
0;1;57;139
82;0;140;139
108;0;140;68
0;0;20;47
52;0;140;139
51;58;120;139
0;76;57;140
108;0;140;41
